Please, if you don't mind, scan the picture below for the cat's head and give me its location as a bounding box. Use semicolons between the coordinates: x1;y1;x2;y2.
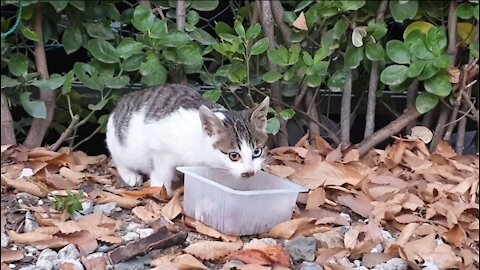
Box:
199;97;270;178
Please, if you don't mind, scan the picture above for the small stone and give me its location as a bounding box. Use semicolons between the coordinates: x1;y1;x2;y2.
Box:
80;201;94;215
339;226;352;235
8;264;15;268
353;267;369;270
115;207;122;212
36;260;53;270
19;168;34;178
340;212;352;222
373;258;408;270
421;259;440;270
37;199;44;206
114;257;147;270
87;252;106;259
93;202;117;215
300;262;324;270
58;243;80;260
370;243;384;253
1;232;10;248
125;222;145;232
96;245;110;253
38;248;58;261
313;230;344;249
71;212;83;221
285;236;317;262
354;260;362;267
136;228;154;239
336;257;355;268
24;211;39;233
244;238;278;249
57;259;84;270
382;230;396;243
15;192;39;205
122;232;140;242
19;267;47;270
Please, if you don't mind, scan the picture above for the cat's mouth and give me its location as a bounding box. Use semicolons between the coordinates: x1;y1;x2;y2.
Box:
241;171;255;178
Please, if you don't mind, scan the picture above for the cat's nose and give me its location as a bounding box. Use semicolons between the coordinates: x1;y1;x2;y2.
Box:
241;171;255;178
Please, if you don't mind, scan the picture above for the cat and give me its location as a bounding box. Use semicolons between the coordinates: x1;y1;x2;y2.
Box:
105;84;270;197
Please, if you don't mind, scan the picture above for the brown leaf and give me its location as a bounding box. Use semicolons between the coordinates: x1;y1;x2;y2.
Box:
418;244;462;269
435;141;457;158
33;238;70;249
81;254;107;270
394;214;427;224
184;240;243;260
3;177;47;197
305;187;326;210
314;135;333;156
120;186;167;200
59;167;85;182
265;165;295;178
442;224;467;247
401;234;436;262
161;188;183;220
97;235;122;244
290;161;363;189
388;140;407;165
368;175;409;189
343;228;359;250
342;149;359;163
325;145;342;162
263;217;315;239
315;248;350;265
225;246;291;267
183;216;239;242
172;254;209;270
60;230;98;256
132;200;162;224
336;195;373;218
446;66;460;83
362;253;396;268
7;228;59;244
292;12;308;31
45;173;80;190
92;190;140;208
0;250;24;263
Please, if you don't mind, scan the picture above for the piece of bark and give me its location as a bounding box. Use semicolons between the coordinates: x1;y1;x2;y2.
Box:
109;226;187;264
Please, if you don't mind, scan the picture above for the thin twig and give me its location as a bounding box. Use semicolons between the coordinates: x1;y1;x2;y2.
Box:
443;65;468;141
73;125;102;150
49;114;80;152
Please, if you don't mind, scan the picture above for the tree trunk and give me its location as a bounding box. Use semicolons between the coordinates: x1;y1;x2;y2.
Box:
1;91;16;145
23;3;56;149
175;0;188;84
340;70;352;146
258;0;288;146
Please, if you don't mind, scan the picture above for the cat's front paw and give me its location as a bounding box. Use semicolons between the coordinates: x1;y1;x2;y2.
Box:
116;166;143;187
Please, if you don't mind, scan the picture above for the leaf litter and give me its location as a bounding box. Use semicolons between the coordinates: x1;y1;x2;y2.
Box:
0;135;478;269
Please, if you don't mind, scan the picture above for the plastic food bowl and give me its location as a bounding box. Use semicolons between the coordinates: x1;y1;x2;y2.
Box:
176;166;308;236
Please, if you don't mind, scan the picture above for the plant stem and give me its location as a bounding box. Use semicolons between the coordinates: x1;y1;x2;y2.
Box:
1;91;16;145
405;80;419;133
49;115;80;152
175;0;188;84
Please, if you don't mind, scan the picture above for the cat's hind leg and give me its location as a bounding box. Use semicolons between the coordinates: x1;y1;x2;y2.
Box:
149;153;176;197
116;165;143;187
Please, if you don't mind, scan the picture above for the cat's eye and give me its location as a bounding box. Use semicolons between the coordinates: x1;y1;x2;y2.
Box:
228;152;240;161
253;148;262;158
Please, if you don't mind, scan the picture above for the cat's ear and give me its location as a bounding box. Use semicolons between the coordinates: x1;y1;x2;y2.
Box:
199;105;225;137
250;96;270;131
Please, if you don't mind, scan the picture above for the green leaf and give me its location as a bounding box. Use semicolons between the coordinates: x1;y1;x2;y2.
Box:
8;53;29;77
74;62;104;91
288;44;301;65
433;54;451;69
389;78;413;92
215;22;234;35
30;74;66;90
268;46;289;66
305;73;324;87
365;43;385;61
327;71;348;92
48;0;68;12
158;30;191;47
279;109;295;120
83;22;114;40
456;3;474;19
20;92;47;119
87;39;118;64
302;51;313;66
246;23;261;41
333;19;349;38
62;70;75;95
404;30;435;60
367;19;388;40
313;47;331;63
88;98;109;111
338;0;366;11
1;75;19;89
202;89;222;103
20;26;40;41
190;0;219;11
132;5;154;33
226;62;247;83
149;19;168;38
104;75;130;89
386;40;411;64
424;73;452;97
121;54;146;72
177;45;203;67
344;46;364;69
191;28;218;45
187;10;200;25
389;0;418;23
407;61;426;78
426;27;447;56
266;117;280;135
62;24;83;54
262;71;283;83
380;65;409;86
403;21;435;40
140;54;167;86
234;20;246;40
295;0;313;12
283;11;296;25
474;5;479;20
116;40;146;59
416;92;439;114
70;1;86;11
417;62;438;81
250;38;269;56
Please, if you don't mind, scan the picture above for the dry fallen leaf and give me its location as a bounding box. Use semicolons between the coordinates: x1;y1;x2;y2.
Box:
92;190;140;208
183;216;238;242
265;165;295;178
81;254;107;270
292;12;308;31
263;217;315;239
0;250;24;263
3;177;48;197
60;230;98;256
172;254;209;270
225;246;291;268
305;187;326;210
442;224;467;247
290;161;363;189
408;126;433;144
161;188;183;220
435;141;457;158
184;240;243;261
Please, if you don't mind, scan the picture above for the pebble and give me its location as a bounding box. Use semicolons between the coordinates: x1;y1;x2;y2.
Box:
371;243;384;253
86;252;106;259
122;232;140;242
19;267;47;270
339;226;352;235
19;168;34;178
36;260;53;270
93;202;117;215
1;232;10;248
300;262;324;270
336;257;355;268
340;212;352;222
37;199;44;206
58;259;84;270
126;222;145;232
244;238;277;249
354;260;362;267
15;192;39;205
421;259;440;270
58;243;80;260
382;230;396;243
24;211;39;233
373;258;408;270
136;228;154;239
96;245;110;253
8;264;15;269
353;267;369;270
38;248;58;261
313;230;344;249
114;255;151;270
80;201;94;215
285;236;317;262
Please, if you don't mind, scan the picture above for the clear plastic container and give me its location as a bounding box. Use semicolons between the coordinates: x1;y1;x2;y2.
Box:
177;166;308;236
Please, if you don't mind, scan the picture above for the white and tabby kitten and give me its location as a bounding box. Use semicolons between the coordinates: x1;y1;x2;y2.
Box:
106;84;270;196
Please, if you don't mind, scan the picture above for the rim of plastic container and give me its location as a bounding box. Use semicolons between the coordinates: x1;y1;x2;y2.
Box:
176;166;308;195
